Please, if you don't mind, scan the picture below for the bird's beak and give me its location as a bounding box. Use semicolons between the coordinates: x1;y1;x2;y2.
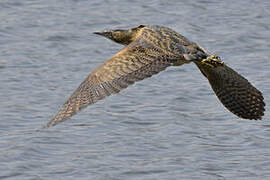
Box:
93;31;114;40
93;31;103;35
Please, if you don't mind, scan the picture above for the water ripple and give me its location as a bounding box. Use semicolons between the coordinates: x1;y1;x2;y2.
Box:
0;0;269;179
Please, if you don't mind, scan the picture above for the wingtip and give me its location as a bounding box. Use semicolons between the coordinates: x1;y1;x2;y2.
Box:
46;120;56;128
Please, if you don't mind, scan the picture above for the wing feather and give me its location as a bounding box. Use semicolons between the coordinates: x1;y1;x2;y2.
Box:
47;40;173;127
195;62;265;120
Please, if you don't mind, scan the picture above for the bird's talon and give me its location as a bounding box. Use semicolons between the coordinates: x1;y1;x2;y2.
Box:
202;55;224;68
202;59;214;68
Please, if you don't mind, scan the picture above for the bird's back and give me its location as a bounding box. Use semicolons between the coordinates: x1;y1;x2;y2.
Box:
138;26;200;55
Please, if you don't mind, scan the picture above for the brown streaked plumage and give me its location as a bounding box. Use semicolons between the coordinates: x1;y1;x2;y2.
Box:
46;25;265;127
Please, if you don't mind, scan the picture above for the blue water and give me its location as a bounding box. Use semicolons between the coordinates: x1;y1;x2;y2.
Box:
0;0;270;179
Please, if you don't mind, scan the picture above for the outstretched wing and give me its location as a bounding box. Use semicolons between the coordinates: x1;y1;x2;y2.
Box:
47;40;177;127
195;62;265;120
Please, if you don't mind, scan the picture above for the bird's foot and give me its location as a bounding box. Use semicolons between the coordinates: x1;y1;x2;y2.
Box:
201;55;224;68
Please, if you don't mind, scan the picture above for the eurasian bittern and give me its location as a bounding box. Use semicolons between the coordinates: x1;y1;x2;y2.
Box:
47;25;265;127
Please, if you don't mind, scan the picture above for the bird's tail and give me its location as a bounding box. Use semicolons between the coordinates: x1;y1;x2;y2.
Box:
195;58;265;120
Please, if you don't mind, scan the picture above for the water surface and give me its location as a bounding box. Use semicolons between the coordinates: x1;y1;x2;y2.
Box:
0;0;270;179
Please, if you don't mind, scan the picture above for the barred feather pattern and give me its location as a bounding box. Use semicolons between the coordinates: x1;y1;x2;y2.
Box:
195;63;265;120
48;25;265;127
47;44;175;127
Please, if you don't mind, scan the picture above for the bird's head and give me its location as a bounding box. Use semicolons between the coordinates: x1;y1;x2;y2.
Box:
94;25;146;45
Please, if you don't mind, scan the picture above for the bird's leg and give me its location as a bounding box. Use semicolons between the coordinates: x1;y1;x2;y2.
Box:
201;55;224;68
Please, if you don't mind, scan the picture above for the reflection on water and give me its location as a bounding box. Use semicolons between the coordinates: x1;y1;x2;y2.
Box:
0;0;269;179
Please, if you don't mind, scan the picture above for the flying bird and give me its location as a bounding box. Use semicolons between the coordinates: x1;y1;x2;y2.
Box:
47;25;265;127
